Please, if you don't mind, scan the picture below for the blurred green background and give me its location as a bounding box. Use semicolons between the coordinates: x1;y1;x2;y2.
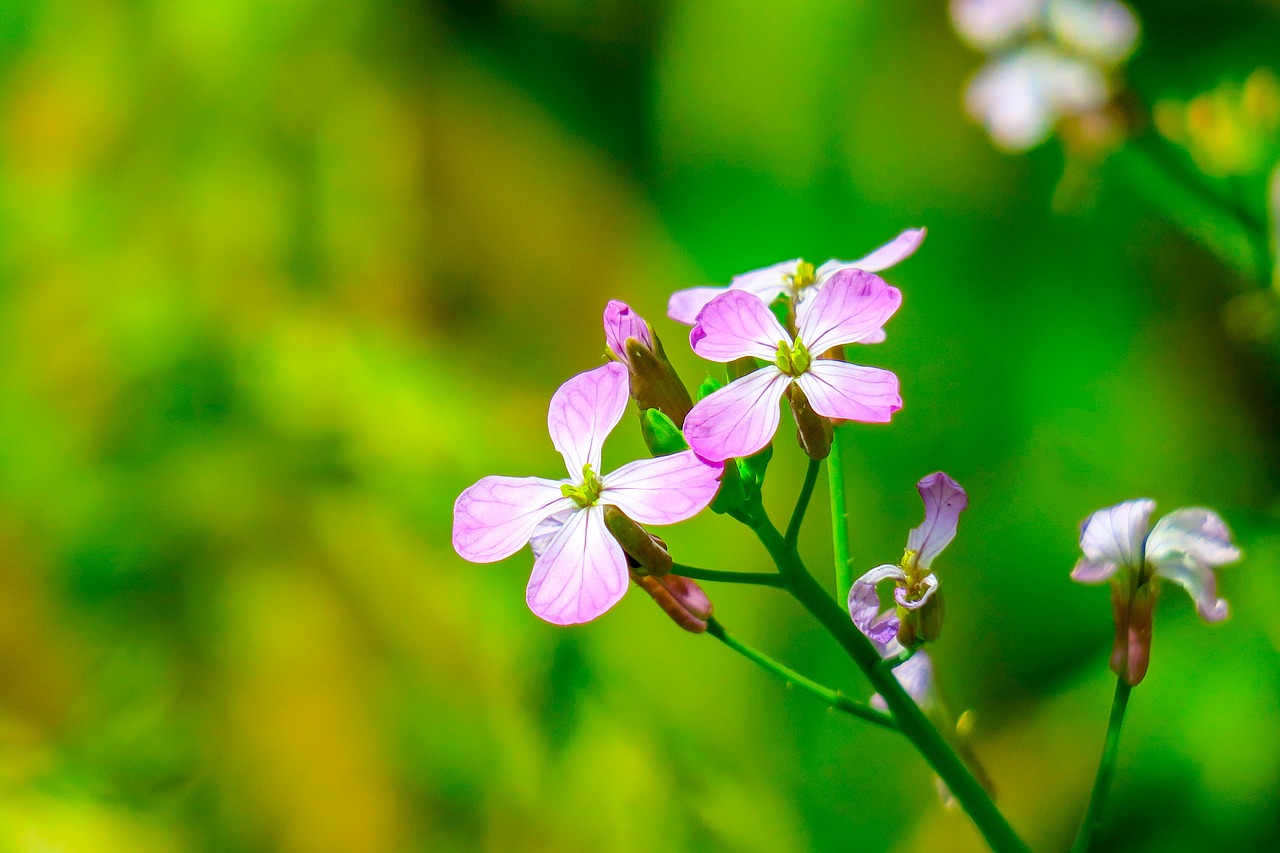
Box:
0;0;1277;850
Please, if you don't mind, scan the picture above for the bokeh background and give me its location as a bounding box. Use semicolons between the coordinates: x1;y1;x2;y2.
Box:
0;0;1277;850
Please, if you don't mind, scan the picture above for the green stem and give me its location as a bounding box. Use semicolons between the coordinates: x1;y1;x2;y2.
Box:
1070;677;1133;853
785;458;822;547
749;506;1030;853
671;564;787;588
828;426;854;606
706;617;896;731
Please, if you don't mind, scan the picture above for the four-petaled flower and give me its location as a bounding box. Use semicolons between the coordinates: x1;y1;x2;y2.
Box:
849;472;968;650
452;363;723;625
1072;499;1241;684
681;270;903;462
666;229;925;329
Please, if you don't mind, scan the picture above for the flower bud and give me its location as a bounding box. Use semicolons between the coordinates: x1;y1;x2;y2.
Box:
632;572;713;633
1110;577;1156;686
603;505;672;577
786;382;832;461
604;301;693;427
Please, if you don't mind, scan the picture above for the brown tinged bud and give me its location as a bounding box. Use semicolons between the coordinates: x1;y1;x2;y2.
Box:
1110;577;1156;686
604;505;672;577
624;336;694;428
632;572;713;633
786;383;832;461
726;356;759;382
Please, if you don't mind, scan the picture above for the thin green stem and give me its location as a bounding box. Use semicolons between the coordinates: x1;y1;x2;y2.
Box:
785;458;822;547
705;617;896;731
671;563;787;588
1070;677;1133;853
828;426;854;607
748;507;1030;853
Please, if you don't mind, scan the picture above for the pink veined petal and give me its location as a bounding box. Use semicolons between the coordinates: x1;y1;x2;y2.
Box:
548;363;630;476
1071;558;1119;584
453;476;574;563
849;563;907;640
529;508;573;559
797;269;903;354
1147;507;1240;623
603;300;653;364
668;285;728;326
795;360;901;424
603;450;724;525
906;472;969;568
862;327;888;345
893;574;939;611
730;259;801;300
682;367;791;462
1078;499;1154;572
690;290;792;363
526;505;628;625
815;228;927;279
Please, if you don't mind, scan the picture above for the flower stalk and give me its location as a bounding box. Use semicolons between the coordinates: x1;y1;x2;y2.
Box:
1070;676;1133;853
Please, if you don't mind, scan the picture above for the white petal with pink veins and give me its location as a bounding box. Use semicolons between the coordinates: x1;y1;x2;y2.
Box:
796;360;901;424
452;476;574;563
683;367;791;462
604;450;724;525
526;505;629;625
690;290;792;363
798;270;902;354
547;363;629;476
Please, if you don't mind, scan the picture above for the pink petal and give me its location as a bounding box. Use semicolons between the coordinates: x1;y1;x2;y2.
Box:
797;270;902;354
603;450;724;525
795;360;901;424
682;367;791;462
526;506;628;625
453;476;574;563
849;564;906;647
906;472;969;567
548;363;630;476
1077;499;1154;577
816;228;927;278
871;650;938;712
668;286;729;326
730;259;801;299
603;300;653;364
689;290;791;363
529;509;573;559
893;574;939;610
1147;508;1240;623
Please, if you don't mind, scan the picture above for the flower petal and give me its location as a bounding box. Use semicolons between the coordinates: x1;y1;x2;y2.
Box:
815;228;926;279
1147;508;1240;622
906;472;969;568
731;259;801;299
453;476;574;563
795;360;901;424
529;508;573;559
797;269;903;353
849;563;907;640
893;574;939;610
603;450;724;525
526;506;628;625
668;285;728;326
879;650;938;711
683;367;791;462
690;290;791;363
548;363;630;476
603;300;653;364
1077;499;1154;577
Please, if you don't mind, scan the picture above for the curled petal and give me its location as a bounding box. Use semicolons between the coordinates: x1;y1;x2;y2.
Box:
894;574;939;611
797;270;902;353
526;506;628;625
668;285;728;326
603;450;724;525
453;476;573;563
548;363;630;476
815;228;926;279
603;300;653;364
1078;499;1154;576
683;367;791;462
849;563;907;639
906;472;969;568
690;290;792;363
1147;508;1240;622
795;361;901;424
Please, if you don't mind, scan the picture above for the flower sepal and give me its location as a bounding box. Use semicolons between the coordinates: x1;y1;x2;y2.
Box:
1110;575;1156;686
786;382;833;461
604;505;673;577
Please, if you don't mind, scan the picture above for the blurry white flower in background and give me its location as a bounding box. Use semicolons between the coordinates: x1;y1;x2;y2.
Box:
950;0;1139;152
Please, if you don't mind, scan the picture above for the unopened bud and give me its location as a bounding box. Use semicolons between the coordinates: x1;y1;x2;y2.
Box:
1110;577;1156;686
624;337;694;427
632;572;713;633
917;589;944;643
604;506;672;576
786;383;832;460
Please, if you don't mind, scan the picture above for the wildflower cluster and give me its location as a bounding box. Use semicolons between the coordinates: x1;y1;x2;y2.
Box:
450;223;1242;851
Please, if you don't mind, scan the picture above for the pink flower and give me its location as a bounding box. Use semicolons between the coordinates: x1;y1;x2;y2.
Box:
849;473;967;649
452;363;723;625
1072;499;1241;684
603;300;654;366
666;228;924;327
681;270;903;462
